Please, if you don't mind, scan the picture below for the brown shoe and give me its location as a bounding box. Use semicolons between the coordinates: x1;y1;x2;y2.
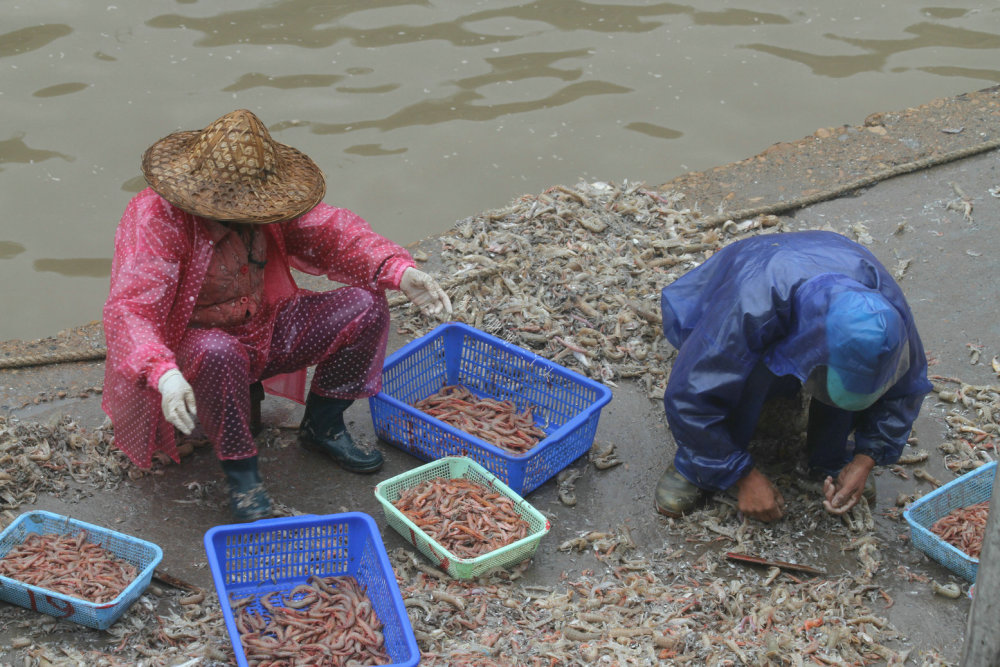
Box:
655;464;708;517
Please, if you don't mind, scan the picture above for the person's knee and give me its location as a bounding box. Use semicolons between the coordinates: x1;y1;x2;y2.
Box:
363;290;390;330
189;333;250;376
326;288;389;331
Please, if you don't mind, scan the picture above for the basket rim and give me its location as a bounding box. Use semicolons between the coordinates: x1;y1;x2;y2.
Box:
203;511;391;592
375;456;538;505
380;321;613;402
203;509;378;543
903;461;996;522
203;510;385;600
374;456;551;566
0;509;163;609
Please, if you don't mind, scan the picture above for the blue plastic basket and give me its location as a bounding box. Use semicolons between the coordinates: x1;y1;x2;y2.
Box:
204;512;419;667
904;461;996;583
0;510;163;629
370;322;613;495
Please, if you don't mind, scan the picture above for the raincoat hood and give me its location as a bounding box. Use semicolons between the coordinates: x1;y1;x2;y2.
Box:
826;288;908;408
765;273;908;396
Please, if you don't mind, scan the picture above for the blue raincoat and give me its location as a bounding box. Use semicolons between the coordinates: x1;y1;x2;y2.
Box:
660;231;932;492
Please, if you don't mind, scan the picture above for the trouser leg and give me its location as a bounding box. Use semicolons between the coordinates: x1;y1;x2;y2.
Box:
175;329;271;520
262;287;391;397
262;287;390;474
805;398;856;477
176;328;257;461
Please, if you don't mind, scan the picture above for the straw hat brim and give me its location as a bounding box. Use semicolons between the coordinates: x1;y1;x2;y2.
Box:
141;128;326;224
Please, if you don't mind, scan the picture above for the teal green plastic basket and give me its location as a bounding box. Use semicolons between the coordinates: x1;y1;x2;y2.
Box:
375;457;551;579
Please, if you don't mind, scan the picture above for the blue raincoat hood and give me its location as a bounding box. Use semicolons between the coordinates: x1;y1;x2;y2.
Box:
661;231;916;385
765;273;906;390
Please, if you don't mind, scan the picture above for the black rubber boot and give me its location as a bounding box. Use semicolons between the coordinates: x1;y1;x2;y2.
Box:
299;393;383;473
220;456;272;522
249;381;265;436
654;463;709;518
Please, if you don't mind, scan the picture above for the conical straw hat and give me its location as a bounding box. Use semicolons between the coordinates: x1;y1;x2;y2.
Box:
141;109;326;224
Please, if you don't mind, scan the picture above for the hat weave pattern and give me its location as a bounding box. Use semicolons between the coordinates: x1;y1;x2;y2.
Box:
141;109;325;224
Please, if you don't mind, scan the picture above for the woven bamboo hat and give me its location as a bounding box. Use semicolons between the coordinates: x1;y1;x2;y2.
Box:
141;109;326;224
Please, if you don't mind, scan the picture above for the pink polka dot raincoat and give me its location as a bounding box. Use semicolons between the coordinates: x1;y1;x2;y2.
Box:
102;188;415;469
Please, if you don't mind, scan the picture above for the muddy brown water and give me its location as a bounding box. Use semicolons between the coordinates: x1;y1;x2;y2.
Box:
4;1;1000;341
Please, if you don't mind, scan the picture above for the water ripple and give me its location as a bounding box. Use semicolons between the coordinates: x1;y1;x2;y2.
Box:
146;0;513;49
0;24;72;59
464;2;788;32
33;258;111;278
0;242;26;260
917;65;1000;84
32;83;90;98
147;1;790;51
280;80;630;135
745;22;1000;79
625;122;682;140
0;134;73;170
223;73;344;92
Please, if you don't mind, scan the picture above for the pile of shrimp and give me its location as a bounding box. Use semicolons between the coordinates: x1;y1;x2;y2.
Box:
0;530;137;603
930;500;989;558
230;575;389;667
413;384;547;455
393;477;530;558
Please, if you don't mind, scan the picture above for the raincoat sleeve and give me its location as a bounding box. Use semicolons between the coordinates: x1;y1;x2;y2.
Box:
852;392;926;465
852;335;932;465
280;203;416;291
664;290;791;492
103;195;190;390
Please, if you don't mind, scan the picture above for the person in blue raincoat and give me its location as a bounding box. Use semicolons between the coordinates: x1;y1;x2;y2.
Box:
654;230;932;522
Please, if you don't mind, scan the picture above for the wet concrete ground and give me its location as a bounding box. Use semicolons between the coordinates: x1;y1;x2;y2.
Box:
3;86;1000;664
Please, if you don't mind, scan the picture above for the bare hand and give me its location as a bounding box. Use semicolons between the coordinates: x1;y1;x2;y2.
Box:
736;467;785;522
823;454;875;515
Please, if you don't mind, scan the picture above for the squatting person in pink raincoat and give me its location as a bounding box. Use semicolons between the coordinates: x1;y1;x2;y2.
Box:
102;109;452;522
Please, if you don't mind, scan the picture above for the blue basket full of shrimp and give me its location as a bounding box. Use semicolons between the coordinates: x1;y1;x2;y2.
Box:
0;510;163;630
370;321;613;496
204;512;419;667
904;461;995;583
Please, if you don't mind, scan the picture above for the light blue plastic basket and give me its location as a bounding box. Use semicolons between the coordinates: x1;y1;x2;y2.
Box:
370;322;613;495
0;510;162;629
204;512;419;667
904;461;995;583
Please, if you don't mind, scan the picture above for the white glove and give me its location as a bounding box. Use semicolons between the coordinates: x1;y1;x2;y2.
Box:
157;368;197;435
400;267;452;318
